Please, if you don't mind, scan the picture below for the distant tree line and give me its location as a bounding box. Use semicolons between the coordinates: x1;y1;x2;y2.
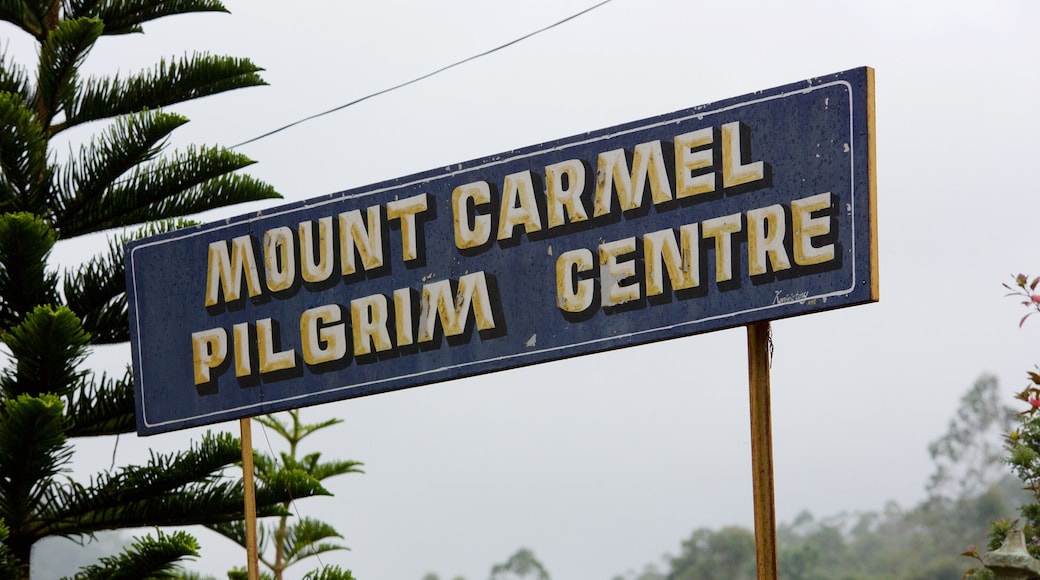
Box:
422;375;1027;580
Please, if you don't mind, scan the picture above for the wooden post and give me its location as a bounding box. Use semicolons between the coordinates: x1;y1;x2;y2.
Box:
747;321;777;580
240;418;260;580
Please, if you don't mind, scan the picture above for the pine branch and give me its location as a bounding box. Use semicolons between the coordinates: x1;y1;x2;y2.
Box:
57;110;188;225
39;435;329;537
0;45;33;105
0;305;90;400
0;394;72;535
256;412;343;445
65;529;199;580
0;0;45;38
301;566;356;580
0;91;51;215
56;146;278;237
0;213;59;333
0;519;20;579
113;169;279;226
64;368;135;437
68;0;229;36
35;17;103;129
282;517;346;564
63;237;128;343
65;53;266;129
292;453;364;483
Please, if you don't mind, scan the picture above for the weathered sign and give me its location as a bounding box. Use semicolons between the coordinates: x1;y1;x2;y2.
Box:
127;67;877;435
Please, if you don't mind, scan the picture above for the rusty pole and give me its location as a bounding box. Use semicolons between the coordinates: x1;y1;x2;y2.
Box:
240;418;260;580
747;321;778;580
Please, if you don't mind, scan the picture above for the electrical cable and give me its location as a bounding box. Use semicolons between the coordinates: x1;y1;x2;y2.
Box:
230;0;615;149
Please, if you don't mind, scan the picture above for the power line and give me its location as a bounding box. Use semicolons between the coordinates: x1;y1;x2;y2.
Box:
230;0;615;149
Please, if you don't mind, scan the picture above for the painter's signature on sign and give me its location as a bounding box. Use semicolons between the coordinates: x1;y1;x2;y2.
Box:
773;291;827;309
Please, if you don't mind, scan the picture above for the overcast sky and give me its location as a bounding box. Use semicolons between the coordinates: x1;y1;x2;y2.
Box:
11;0;1040;578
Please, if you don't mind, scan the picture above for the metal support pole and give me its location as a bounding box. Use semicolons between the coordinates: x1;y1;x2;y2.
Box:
240;418;260;580
747;321;778;580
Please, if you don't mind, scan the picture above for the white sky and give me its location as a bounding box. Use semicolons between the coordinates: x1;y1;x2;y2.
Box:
10;0;1040;578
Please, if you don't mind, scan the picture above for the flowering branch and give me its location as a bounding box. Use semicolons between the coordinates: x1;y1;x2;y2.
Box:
1004;273;1040;328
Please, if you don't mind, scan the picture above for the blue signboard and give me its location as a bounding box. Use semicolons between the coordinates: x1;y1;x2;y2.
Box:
127;67;877;435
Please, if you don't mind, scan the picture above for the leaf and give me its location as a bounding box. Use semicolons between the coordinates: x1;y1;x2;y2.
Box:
56;146;279;236
301;565;356;580
0;212;59;332
64;368;136;437
56;109;189;226
0;0;44;38
0;305;90;399
0;45;33;104
0;394;72;530
63;236;131;344
65;530;199;580
35;17;104;128
1022;313;1034;328
69;0;229;36
66;52;266;128
0;92;51;214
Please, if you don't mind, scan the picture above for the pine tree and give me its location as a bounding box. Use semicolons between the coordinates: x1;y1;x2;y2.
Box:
0;2;329;578
212;411;363;580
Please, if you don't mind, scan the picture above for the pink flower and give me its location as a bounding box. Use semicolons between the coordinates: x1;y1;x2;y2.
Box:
1019;274;1030;286
1032;295;1040;304
1029;397;1040;408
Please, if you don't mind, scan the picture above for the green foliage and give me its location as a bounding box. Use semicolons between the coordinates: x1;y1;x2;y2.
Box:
0;520;18;579
488;548;551;580
301;565;357;580
667;526;756;580
0;213;59;329
207;411;362;580
959;273;1040;574
0;1;330;579
653;475;1022;580
1;304;90;398
608;376;1028;580
927;374;1016;500
66;530;199;580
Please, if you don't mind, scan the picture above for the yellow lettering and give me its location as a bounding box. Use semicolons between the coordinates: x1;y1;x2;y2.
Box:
702;214;742;282
300;305;346;365
386;193;429;262
599;237;640;307
191;328;227;385
351;294;393;356
556;249;595;313
417;272;496;341
299;217;335;283
674;128;715;198
204;236;262;306
497;170;543;240
339;205;384;276
792;193;835;266
545;159;588;228
747;205;792;276
452;181;492;250
256;318;296;374
721;122;766;189
263;227;296;293
644;225;700;296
